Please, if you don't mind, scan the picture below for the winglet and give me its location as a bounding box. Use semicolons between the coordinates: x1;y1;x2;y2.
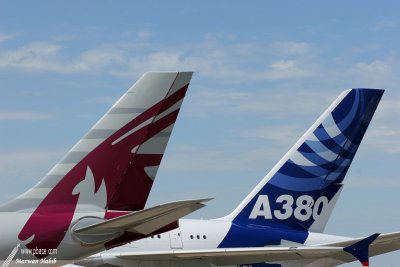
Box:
343;233;380;266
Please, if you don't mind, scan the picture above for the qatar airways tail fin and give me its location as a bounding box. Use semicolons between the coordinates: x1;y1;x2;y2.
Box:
1;72;193;213
221;89;384;233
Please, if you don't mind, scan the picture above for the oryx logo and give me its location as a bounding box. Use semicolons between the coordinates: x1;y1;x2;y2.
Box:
18;165;106;259
2;244;19;267
249;195;329;222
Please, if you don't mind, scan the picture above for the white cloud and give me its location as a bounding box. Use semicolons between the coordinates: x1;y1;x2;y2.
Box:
0;42;127;73
0;42;65;72
190;90;250;109
188;88;332;119
0;150;62;179
271;41;310;55
137;31;152;42
346;59;399;88
0;111;54;120
380;99;400;113
120;40;315;81
0;37;317;82
347;175;400;188
1;37;399;105
86;96;119;105
373;98;400;121
242;125;303;144
51;34;75;42
122;51;184;75
356;60;392;73
74;45;125;72
162;144;281;173
364;126;400;154
373;20;399;31
0;33;16;43
203;32;236;42
361;96;400;154
262;60;313;80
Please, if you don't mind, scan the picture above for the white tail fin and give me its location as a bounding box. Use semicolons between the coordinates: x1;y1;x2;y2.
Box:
1;72;193;257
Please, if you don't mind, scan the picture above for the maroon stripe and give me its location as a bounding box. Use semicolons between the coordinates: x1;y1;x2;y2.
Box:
106;111;181;210
109;84;188;151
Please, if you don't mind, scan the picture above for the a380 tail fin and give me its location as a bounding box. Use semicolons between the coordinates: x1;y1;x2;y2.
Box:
2;71;193;213
222;88;384;233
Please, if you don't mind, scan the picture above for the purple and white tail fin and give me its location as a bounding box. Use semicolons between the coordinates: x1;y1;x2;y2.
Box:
14;71;193;253
1;71;193;213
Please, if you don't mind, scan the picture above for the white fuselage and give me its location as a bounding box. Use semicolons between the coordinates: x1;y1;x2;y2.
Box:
113;219;232;252
89;218;351;267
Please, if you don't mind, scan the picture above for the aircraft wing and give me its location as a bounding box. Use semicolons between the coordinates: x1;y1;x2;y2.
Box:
113;233;397;266
72;198;210;245
369;232;400;258
114;246;344;265
316;231;400;264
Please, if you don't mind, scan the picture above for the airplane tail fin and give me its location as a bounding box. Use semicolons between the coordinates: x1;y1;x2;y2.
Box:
2;71;193;213
221;89;383;233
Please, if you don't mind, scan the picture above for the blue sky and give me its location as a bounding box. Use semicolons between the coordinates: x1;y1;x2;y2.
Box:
1;1;400;265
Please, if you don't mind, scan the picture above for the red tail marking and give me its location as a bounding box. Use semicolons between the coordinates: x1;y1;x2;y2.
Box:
18;84;188;257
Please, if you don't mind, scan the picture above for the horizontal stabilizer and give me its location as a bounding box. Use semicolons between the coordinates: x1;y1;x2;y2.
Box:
72;198;210;245
343;233;380;266
319;231;400;265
